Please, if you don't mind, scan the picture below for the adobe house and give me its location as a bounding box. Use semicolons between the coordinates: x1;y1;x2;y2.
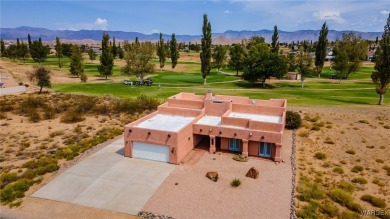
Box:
124;91;287;164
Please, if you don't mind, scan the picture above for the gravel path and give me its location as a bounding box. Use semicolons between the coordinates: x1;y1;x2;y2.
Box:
142;131;293;219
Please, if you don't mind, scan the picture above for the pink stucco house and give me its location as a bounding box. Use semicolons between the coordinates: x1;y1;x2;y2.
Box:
124;92;287;164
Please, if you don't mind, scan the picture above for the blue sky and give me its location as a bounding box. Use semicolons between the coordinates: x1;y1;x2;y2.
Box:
1;0;389;34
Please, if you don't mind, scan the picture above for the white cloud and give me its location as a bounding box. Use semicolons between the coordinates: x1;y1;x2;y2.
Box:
61;18;108;31
151;29;160;34
381;10;390;15
224;10;231;14
95;18;107;25
312;10;345;23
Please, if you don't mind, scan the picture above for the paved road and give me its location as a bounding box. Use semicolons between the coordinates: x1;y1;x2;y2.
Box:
32;138;175;215
0;86;26;95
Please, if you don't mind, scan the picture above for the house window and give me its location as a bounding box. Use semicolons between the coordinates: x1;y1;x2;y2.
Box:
259;142;272;158
228;138;240;152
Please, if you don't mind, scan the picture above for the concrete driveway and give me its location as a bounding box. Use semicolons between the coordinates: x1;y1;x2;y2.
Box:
32;138;175;215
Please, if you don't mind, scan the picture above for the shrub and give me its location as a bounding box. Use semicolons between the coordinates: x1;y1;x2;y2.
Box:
311;124;321;131
0;179;31;203
296;201;319;218
230;178;241;187
319;201;339;217
324;137;335;144
383;165;390;176
351;165;364;173
232;154;248;162
351;177;367;184
49;130;65;138
337;181;355;193
333;167;344;174
296;179;324;201
346;149;356;155
298;130;310;137
372;178;385;187
340;210;361;219
60;109;85;123
384;125;390;129
376;159;384;163
285;111;302;129
314;152;327;160
36;163;59;175
328;188;363;213
358;120;369;124
0;172;18;189
80;73;88;82
361;194;386;208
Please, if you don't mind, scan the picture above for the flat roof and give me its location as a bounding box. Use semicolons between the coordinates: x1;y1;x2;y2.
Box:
136;114;195;132
228;112;282;123
196;116;221;126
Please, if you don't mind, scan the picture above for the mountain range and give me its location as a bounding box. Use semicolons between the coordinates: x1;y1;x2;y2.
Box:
0;26;382;43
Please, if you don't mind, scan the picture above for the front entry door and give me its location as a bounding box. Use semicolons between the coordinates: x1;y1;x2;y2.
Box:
259;142;272;158
228;138;240;152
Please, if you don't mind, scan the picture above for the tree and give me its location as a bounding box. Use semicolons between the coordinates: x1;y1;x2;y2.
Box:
297;49;314;87
121;41;155;81
98;32;114;79
170;33;180;69
87;48;97;60
69;45;84;78
228;44;246;76
157;33;166;71
29;40;49;63
0;39;5;56
18;41;29;63
242;37;287;88
6;45;18;60
112;37;118;58
287;53;297;72
371;14;390;105
332;51;350;83
27;34;32;49
28;66;51;94
315;22;329;78
271;25;279;53
55;37;63;68
212;45;227;73
117;42;124;59
200;14;212;84
332;32;368;79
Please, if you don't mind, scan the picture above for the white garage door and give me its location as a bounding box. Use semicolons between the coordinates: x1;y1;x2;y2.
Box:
133;142;170;162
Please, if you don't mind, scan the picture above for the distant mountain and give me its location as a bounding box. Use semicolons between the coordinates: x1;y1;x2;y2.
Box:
0;26;382;43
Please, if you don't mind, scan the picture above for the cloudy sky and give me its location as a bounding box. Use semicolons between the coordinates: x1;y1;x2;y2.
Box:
1;0;389;34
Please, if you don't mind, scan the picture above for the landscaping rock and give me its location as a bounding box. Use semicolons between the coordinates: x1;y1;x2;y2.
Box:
246;167;259;179
206;171;218;182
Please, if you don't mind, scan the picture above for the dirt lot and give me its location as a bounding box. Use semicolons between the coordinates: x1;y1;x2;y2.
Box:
291;106;390;218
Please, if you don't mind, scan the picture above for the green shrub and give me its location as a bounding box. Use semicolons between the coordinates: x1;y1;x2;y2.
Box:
346;149;356;155
285;111;302;129
351;177;367;184
351;165;364;173
296;201;319;218
372;178;385;187
296;179;324;201
232;154;248;162
333;167;344;174
340;210;361;219
0;179;31;204
383;165;390;176
337;181;355;193
298;130;310;137
80;73;88;82
42;105;56;119
360;194;386;208
324;137;335;144
311;124;321;131
230;178;241;187
328;188;363;213
314;152;327;160
49;130;65;138
376;159;384;163
36;163;59;175
0;173;18;189
319;201;339;217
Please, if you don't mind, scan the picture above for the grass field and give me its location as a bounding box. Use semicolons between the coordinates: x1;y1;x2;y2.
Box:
2;54;388;107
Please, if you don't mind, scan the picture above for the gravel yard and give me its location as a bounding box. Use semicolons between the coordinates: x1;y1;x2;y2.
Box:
143;130;293;219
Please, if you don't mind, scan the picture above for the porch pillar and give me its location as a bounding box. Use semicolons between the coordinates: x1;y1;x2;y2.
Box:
274;144;282;162
209;135;216;153
242;139;248;157
124;140;132;157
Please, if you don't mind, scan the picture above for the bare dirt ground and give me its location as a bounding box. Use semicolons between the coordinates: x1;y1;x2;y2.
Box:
290;106;390;217
143;130;293;219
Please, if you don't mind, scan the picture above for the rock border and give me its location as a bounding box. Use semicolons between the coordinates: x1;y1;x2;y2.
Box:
290;130;297;219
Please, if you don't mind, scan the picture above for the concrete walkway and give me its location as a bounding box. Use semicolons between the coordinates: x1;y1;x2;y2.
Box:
32;138;175;215
0;86;26;95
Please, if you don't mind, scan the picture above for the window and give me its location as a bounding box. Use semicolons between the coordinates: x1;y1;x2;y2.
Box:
259;142;272;158
228;138;240;151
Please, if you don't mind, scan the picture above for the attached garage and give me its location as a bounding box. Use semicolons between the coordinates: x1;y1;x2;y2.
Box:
132;142;170;163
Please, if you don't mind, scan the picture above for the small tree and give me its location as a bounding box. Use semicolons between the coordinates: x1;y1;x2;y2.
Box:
28;66;51;94
29;40;49;63
55;37;63;68
315;22;329;78
0;39;5;57
271;25;280;53
229;44;246;76
170;33;180;69
371;14;390;105
157;33;166;71
69;45;84;78
121;41;155;81
112;37;118;58
212;45;227;73
200;14;212;84
87;48;97;60
98;32;114;79
297;49;313;87
287;53;297;72
17;41;29;63
27;34;32;49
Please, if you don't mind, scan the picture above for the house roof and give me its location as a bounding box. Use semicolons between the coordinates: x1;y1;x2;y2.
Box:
135;114;195;132
228;112;282;123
